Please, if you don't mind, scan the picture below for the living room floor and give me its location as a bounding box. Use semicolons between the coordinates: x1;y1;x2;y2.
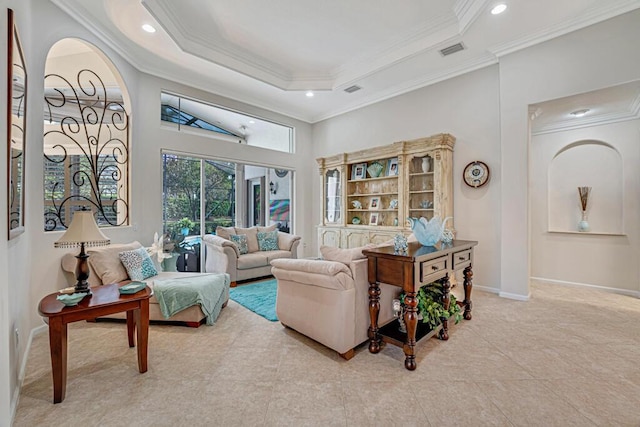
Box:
13;281;640;426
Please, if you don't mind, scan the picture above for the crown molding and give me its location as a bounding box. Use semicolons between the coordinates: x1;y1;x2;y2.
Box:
489;0;640;57
531;110;640;135
312;53;497;123
454;0;490;33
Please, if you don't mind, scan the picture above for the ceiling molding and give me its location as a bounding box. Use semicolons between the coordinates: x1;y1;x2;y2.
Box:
454;0;490;33
532;110;640;136
629;91;640;116
312;54;497;123
489;0;640;57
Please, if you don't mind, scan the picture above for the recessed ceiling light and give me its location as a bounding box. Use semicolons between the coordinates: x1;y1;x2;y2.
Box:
142;24;156;33
305;91;314;98
570;109;590;117
249;120;255;124
491;4;507;14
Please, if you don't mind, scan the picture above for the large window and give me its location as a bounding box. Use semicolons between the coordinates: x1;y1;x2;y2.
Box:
161;92;294;153
43;39;129;231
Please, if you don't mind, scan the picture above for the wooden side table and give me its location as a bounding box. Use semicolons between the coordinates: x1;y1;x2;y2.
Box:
38;283;152;403
363;240;477;370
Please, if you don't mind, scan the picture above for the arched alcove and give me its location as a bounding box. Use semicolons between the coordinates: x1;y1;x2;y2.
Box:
43;38;131;231
548;140;623;234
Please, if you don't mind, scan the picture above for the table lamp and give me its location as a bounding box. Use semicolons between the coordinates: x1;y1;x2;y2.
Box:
54;208;110;294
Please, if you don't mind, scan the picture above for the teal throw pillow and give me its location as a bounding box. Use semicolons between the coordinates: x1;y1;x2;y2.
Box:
257;230;279;251
119;247;158;281
230;234;249;254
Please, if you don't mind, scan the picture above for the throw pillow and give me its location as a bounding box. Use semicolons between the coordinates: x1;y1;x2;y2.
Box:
257;230;279;251
230;234;249;255
118;247;158;281
320;245;369;266
257;224;277;233
234;227;259;252
88;241;143;285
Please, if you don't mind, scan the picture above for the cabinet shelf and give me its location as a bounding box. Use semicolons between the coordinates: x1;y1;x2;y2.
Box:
409;171;434;177
348;209;398;212
347;175;398;183
409;190;434;194
348;192;398;197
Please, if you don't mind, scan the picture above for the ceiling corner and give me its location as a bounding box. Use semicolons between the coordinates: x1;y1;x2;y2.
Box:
454;0;491;33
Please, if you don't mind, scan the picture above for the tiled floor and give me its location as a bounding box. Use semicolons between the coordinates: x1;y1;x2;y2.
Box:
13;282;640;426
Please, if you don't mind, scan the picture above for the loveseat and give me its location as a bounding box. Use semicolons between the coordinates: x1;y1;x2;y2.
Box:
203;225;301;287
61;241;229;327
271;245;399;360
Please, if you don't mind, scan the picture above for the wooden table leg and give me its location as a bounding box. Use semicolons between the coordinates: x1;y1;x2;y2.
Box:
463;265;473;320
368;281;381;354
48;317;67;403
136;300;149;373
126;310;135;348
403;290;418;370
438;274;450;341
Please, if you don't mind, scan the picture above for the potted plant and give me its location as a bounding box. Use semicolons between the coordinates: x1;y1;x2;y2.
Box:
176;217;195;236
400;281;462;330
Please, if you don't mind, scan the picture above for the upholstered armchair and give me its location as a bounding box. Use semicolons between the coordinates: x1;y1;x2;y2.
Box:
271;246;399;360
203;226;301;287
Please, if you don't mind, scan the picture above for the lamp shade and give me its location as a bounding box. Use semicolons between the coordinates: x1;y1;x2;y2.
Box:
54;210;110;248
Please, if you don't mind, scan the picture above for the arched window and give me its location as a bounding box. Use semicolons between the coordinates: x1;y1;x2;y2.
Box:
43;38;130;231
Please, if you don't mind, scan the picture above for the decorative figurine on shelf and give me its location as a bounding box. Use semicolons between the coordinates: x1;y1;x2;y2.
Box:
351;200;362;209
392;298;406;333
394;233;408;254
389;199;398;209
441;227;455;244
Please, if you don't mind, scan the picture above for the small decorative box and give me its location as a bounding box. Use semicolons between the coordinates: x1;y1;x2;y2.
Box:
119;281;147;295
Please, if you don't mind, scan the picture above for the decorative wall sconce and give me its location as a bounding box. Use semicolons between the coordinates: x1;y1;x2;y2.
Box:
269;181;278;195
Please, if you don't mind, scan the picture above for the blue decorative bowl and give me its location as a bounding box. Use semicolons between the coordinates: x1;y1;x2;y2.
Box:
56;292;87;307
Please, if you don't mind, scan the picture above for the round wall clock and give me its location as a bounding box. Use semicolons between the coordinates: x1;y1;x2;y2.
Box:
463;161;490;188
275;169;289;178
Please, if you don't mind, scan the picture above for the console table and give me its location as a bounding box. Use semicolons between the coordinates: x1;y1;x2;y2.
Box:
38;283;152;403
363;240;477;370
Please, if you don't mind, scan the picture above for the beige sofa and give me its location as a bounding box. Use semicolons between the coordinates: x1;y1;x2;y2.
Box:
270;245;399;360
61;241;229;327
203;225;301;287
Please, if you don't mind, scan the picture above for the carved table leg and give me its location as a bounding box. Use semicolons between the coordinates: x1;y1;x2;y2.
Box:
403;291;418;370
48;317;67;403
463;265;473;320
136;299;149;373
438;273;451;341
368;281;381;353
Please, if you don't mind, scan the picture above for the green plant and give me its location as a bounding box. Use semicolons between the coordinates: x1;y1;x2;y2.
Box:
400;282;462;330
176;217;195;230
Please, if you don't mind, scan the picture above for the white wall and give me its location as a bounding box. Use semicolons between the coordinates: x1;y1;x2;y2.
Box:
312;65;502;291
531;120;640;293
498;9;640;299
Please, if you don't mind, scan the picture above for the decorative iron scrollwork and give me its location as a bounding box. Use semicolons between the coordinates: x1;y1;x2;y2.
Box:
44;69;129;231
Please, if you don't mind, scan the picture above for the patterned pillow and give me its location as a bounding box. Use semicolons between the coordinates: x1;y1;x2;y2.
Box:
257;230;279;251
119;247;158;281
230;234;249;255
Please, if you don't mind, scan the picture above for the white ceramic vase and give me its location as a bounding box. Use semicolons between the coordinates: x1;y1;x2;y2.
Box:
421;157;431;173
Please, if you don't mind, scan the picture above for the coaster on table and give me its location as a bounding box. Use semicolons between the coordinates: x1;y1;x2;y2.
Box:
119;281;147;294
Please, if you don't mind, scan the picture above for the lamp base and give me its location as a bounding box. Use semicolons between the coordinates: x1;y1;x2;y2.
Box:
74;244;93;295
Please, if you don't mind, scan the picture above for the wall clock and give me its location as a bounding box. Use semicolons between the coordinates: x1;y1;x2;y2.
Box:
275;169;289;178
463;161;490;188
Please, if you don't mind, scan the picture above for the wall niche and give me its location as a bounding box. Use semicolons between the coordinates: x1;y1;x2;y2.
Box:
548;140;623;234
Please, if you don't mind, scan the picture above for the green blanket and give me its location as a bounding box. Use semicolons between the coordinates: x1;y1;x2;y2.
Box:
153;274;230;325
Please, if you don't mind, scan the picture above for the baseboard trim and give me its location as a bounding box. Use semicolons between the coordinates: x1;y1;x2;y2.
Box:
12;324;47;424
499;291;531;301
531;276;640;298
473;284;500;294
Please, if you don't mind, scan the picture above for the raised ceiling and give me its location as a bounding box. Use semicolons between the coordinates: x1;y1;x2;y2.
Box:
52;0;640;123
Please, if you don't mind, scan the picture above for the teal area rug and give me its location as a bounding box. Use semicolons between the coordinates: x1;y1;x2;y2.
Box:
229;279;278;321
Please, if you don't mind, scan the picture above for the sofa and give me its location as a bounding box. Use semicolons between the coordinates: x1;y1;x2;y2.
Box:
61;241;229;327
270;245;399;360
203;225;301;287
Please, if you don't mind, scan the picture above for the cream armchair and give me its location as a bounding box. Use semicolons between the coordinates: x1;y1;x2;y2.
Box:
203;227;301;287
271;252;398;360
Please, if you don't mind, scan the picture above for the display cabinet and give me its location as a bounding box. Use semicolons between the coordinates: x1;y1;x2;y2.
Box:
317;134;455;249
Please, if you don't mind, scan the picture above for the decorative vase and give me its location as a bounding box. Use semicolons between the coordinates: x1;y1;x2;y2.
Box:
578;211;589;232
421;157;431;173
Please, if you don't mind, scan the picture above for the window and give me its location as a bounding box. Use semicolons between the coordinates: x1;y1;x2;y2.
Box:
161;92;294;153
43;39;129;231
